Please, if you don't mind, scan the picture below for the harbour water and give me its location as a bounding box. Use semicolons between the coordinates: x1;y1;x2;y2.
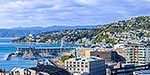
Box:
0;38;78;71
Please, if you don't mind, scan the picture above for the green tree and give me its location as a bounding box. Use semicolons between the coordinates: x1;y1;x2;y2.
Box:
61;55;72;63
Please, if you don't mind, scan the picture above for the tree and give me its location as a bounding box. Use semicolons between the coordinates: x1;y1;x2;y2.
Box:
61;55;72;63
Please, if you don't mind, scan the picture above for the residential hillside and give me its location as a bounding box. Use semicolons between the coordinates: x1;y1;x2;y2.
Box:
95;16;150;43
12;16;150;45
12;28;102;45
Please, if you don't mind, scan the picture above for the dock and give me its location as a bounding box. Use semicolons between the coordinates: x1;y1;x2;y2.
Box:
17;47;75;54
16;47;75;60
5;47;76;60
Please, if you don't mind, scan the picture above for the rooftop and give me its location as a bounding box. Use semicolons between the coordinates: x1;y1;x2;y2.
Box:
29;65;70;75
134;70;150;74
67;56;104;62
127;43;146;47
10;67;24;72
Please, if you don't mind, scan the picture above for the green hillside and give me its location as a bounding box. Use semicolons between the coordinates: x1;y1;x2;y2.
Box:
94;16;150;43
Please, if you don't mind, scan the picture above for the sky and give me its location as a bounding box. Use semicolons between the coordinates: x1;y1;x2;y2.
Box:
0;0;150;28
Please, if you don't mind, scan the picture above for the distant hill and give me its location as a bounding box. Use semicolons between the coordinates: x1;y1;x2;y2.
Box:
12;16;150;44
0;26;96;37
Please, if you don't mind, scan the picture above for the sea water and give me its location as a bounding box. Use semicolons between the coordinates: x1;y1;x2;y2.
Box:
0;38;78;71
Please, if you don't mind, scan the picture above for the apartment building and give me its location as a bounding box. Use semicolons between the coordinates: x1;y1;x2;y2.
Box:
126;43;150;65
64;56;106;75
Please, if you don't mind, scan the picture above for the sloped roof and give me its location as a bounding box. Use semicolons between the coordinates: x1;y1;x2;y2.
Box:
29;65;70;75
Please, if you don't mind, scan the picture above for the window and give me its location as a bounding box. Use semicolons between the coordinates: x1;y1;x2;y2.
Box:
85;65;88;68
15;71;20;75
97;55;99;57
81;65;84;67
82;62;84;64
70;62;72;64
85;62;88;64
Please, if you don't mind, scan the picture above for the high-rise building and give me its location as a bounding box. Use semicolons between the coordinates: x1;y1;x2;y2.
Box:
126;43;150;65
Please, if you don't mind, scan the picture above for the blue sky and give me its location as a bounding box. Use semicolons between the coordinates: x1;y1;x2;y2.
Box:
0;0;150;28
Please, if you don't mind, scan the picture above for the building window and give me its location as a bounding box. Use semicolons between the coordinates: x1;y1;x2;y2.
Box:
85;65;88;68
82;65;84;67
97;55;99;57
82;62;84;64
15;71;20;75
85;62;88;64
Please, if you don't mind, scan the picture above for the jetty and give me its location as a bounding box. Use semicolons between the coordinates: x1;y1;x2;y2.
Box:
16;47;75;59
17;47;75;54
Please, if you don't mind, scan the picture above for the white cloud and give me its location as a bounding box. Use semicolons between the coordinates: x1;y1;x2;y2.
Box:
0;0;149;28
73;0;100;5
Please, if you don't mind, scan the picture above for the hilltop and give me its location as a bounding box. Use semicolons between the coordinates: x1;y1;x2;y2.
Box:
12;16;150;45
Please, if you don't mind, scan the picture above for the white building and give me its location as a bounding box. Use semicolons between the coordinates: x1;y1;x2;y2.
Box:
64;56;106;75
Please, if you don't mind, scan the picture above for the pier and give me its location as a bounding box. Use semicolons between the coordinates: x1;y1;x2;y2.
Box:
15;47;75;60
5;46;76;60
17;47;75;54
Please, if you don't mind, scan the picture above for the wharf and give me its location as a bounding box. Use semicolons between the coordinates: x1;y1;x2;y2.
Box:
17;47;75;54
